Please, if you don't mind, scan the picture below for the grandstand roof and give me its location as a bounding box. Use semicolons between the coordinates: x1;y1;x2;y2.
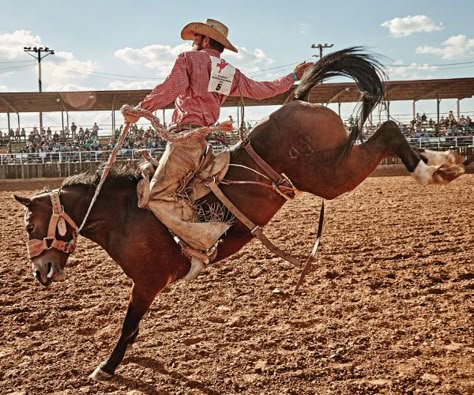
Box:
0;77;473;113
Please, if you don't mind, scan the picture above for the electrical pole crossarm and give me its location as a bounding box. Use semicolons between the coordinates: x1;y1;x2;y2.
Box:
23;46;55;129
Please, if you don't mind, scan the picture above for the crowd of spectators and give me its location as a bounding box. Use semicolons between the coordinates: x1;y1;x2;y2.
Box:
0;122;102;153
343;111;474;140
408;111;474;138
0;117;243;155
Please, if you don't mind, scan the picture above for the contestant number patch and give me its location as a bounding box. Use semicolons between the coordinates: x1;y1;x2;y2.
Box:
208;56;235;95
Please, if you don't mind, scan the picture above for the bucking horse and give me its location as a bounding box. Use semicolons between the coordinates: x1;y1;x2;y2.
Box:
14;48;465;380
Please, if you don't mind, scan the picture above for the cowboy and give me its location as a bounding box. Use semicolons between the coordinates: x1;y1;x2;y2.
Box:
124;18;312;279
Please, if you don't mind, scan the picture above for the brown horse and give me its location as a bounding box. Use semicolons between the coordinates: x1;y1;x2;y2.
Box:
14;48;465;380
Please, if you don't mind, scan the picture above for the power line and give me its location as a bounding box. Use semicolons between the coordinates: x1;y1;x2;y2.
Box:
0;63;36;72
0;59;34;64
66;69;160;81
388;60;474;67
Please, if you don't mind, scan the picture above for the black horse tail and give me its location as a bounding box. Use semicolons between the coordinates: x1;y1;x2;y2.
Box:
288;46;386;153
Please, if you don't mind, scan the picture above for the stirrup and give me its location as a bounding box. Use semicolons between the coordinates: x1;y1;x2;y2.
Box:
182;246;210;264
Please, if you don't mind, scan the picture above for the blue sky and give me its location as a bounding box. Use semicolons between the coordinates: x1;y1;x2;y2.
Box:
1;0;474;130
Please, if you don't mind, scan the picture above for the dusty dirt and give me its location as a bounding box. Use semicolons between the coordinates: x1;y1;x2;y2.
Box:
0;174;473;394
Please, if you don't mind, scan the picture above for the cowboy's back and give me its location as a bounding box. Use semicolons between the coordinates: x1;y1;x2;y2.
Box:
138;48;295;128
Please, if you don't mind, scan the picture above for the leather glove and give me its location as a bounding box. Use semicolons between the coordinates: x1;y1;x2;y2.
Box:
293;61;314;80
124;113;140;124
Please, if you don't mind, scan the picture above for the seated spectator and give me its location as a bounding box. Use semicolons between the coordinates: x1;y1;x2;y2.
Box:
466;116;473;127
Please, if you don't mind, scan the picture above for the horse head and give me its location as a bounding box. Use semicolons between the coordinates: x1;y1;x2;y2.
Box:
14;190;78;286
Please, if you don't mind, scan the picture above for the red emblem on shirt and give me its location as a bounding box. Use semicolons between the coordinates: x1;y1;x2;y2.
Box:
216;59;228;73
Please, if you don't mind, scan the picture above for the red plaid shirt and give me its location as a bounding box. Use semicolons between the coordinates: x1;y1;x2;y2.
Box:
138;48;295;127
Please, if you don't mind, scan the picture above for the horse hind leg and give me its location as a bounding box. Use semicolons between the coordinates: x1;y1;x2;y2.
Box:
375;121;465;185
413;149;465;184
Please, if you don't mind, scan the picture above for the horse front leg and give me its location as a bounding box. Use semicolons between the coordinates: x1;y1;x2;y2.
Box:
89;282;160;380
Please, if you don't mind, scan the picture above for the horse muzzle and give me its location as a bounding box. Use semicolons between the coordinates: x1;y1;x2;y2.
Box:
32;259;66;286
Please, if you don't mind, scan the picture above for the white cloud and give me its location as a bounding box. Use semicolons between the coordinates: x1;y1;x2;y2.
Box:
386;60;439;79
381;15;443;38
44;51;98;90
114;43;275;77
0;30;99;91
115;43;190;77
416;34;474;59
0;30;41;61
108;80;157;90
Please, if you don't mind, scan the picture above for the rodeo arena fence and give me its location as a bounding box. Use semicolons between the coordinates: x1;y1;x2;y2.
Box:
1;136;473;180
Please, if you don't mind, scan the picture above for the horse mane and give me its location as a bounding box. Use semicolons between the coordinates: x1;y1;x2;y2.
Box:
61;163;142;189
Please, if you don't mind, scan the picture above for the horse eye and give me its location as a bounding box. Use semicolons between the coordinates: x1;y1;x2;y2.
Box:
26;224;34;233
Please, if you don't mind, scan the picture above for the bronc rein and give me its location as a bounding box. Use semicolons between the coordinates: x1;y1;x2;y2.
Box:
29;106;324;292
205;113;325;293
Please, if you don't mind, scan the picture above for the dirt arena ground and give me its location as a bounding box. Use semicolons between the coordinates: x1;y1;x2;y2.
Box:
1;172;473;394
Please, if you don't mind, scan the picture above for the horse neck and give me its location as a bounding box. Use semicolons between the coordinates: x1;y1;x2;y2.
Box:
62;183;129;253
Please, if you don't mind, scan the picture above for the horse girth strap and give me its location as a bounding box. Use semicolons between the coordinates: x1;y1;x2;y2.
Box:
207;180;304;268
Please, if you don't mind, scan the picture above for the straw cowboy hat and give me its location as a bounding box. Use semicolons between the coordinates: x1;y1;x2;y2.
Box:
181;18;238;53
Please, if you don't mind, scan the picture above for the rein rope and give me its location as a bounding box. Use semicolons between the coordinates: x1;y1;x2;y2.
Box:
77;105;234;234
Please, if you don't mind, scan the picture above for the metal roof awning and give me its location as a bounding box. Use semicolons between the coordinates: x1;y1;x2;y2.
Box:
0;78;473;114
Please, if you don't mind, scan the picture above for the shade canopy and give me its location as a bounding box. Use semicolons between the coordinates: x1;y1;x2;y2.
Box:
0;78;473;114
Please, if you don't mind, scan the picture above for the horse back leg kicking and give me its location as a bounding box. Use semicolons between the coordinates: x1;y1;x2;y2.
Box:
313;120;464;199
364;121;465;185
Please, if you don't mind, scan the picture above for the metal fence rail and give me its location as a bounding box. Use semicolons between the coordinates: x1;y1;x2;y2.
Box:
406;136;474;150
0;137;472;167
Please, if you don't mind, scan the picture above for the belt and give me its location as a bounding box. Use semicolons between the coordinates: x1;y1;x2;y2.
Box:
168;123;203;133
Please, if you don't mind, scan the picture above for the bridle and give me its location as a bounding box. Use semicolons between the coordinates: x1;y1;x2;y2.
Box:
27;189;78;259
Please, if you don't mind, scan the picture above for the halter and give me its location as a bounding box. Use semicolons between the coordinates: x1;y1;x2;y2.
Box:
27;190;79;259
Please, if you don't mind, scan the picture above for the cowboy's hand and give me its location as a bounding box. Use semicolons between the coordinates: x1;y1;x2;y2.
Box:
124;113;140;124
293;61;314;80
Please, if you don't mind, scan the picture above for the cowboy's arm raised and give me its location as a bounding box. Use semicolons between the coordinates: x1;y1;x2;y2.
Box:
228;61;313;99
124;55;189;123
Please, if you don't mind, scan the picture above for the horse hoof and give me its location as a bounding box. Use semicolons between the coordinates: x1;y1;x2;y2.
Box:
89;366;114;381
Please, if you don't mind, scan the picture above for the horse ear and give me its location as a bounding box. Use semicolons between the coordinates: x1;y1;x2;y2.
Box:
13;194;31;206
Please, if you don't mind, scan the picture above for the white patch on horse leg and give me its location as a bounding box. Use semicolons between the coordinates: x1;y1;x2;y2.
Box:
420;149;454;166
89;366;113;381
412;160;442;185
416;149;465;184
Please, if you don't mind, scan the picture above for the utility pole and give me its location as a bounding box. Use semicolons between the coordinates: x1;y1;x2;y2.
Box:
311;43;334;59
24;46;55;130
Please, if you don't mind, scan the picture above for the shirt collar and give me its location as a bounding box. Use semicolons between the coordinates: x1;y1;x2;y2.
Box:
201;47;221;57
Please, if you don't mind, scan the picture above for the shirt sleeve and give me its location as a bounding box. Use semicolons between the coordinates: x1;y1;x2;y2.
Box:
228;70;295;99
138;54;189;112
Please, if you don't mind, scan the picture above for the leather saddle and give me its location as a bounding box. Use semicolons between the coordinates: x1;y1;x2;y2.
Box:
136;145;231;208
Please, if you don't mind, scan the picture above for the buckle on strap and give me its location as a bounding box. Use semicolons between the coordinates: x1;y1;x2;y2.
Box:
27;190;78;258
49;190;67;236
